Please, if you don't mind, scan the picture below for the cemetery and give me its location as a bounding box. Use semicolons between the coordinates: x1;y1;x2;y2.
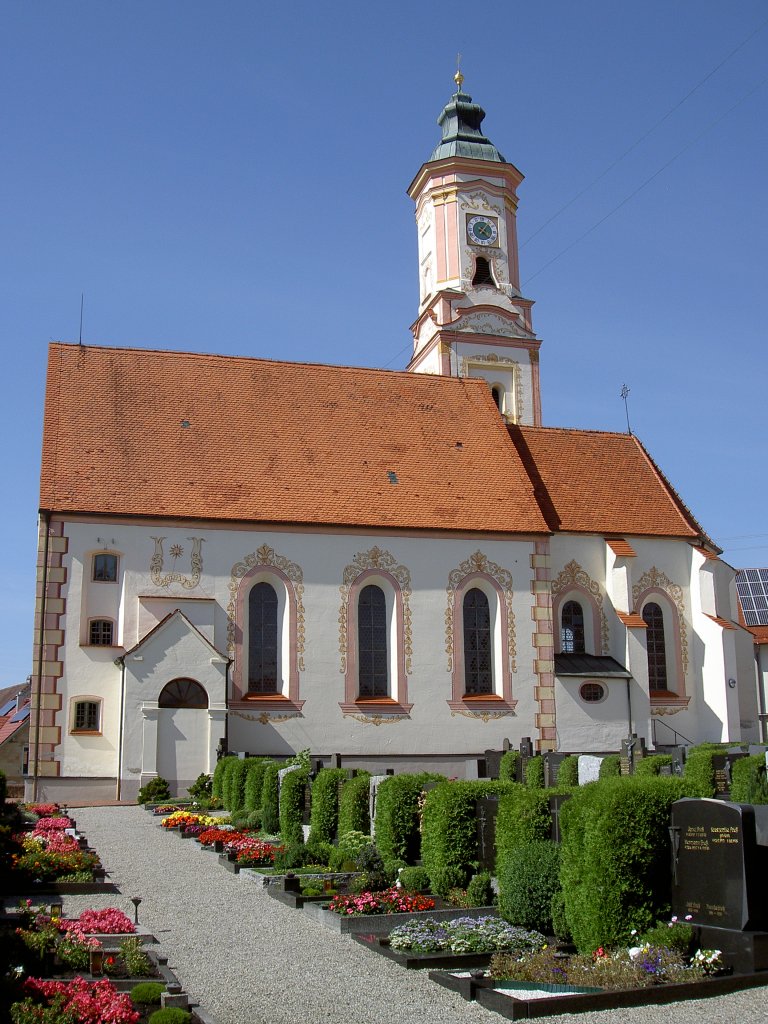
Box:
3;739;768;1022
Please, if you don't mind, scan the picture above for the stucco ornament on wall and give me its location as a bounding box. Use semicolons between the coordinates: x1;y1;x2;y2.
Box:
633;566;689;675
445;550;517;673
230;710;301;725
227;544;306;671
338;546;413;675
551;559;609;654
150;536;204;589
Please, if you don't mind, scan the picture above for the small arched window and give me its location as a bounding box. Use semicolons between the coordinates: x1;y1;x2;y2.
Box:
561;600;585;653
73;700;100;732
472;256;495;286
248;582;279;693
358;585;388;697
158;679;208;708
491;385;502;411
642;602;668;689
463;588;493;694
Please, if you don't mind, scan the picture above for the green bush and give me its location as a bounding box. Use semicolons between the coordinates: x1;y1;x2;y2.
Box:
559;776;686;953
260;762;283;834
279;767;309;844
220;756;245;810
148;1010;192;1024
557;755;579;788
730;754;768;804
429;865;468;896
273;841;317;871
495;785;566;868
137;776;171;805
186;773;212;801
634;755;673;777
130;982;165;1005
499;750;519;781
525;755;544;789
420;779;516;893
550;889;570;941
243;758;272;812
683;748;717;797
305;838;333;865
337;829;371;858
374;772;443;866
466;870;494;907
337;772;371;836
212;756;229;798
308;768;347;844
228;757;265;814
398;865;430;891
498;839;561;932
599;754;622;779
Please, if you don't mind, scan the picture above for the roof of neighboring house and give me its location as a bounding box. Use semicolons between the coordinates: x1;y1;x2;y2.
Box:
0;687;30;748
509;425;710;543
735;572;768;644
40;343;549;536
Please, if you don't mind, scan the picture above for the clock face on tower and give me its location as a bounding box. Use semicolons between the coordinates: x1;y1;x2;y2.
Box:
466;214;499;247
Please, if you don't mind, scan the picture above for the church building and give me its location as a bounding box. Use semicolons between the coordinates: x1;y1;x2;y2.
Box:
28;79;759;801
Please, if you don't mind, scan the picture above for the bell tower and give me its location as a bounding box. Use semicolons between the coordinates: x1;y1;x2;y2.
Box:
407;74;542;426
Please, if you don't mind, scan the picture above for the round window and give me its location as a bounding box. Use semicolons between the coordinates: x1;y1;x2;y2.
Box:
579;682;605;703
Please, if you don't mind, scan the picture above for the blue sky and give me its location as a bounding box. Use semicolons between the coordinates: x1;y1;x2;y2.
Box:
2;1;766;686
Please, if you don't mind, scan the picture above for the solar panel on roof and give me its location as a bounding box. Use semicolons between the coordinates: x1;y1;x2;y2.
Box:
736;569;768;627
0;699;16;716
10;706;30;723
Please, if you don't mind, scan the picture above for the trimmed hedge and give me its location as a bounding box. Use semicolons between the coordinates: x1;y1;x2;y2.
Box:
498;839;561;932
309;767;347;844
337;771;371;836
557;755;579;788
498;750;519;781
212;756;230;799
374;772;443;866
261;762;283;834
525;755;544;789
559;775;686;953
598;754;622;779
730;754;768;804
220;757;244;810
244;758;272;813
634;754;673;778
280;767;310;844
228;757;265;814
683;748;717;797
421;779;517;895
495;785;566;868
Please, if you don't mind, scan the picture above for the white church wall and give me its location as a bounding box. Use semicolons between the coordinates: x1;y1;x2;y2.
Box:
554;677;630;752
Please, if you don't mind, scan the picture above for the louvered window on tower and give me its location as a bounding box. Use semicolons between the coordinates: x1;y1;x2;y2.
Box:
472;257;495;286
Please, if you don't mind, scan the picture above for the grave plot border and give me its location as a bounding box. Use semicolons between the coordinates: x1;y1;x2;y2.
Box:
352;932;496;970
302;902;498;935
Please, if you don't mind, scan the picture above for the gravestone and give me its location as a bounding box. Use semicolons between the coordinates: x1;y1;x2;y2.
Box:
548;793;571;843
671;798;768;930
577;754;602;785
484;749;503;780
475;797;499;872
543;752;565;788
277;763;302;792
519;737;534;758
368;775;390;836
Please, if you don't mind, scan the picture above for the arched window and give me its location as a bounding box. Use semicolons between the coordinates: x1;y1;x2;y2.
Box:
463;587;493;694
248;582;279;693
158;678;208;708
642;602;668;689
561;600;585;653
358;584;388;697
491;385;502;411
472;256;495;286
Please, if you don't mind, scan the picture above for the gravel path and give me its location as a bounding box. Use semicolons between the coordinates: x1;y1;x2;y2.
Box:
61;806;768;1024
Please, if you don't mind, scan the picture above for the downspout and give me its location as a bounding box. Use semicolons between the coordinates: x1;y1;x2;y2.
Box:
224;660;230;754
31;511;51;802
626;677;633;739
115;655;126;800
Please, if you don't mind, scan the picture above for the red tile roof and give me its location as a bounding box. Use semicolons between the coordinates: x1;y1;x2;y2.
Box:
509;425;707;541
606;539;637;558
40;343;549;535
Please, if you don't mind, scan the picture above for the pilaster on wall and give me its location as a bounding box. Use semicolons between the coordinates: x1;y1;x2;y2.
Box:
530;540;555;751
31;519;67;779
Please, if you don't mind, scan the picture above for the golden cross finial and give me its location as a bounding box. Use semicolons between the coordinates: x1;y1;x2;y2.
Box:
454;52;464;91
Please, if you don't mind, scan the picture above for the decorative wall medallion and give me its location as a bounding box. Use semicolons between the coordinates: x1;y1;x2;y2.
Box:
450;708;514;722
460;192;501;215
650;706;683;717
231;709;302;724
446;550;516;673
456;314;519;337
338;546;413;675
551;560;609;654
343;712;404;726
226;544;306;669
632;567;688;675
150;537;204;589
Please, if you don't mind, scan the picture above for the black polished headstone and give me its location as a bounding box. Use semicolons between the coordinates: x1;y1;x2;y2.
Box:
671;798;768;931
475;797;499;872
484;749;503;780
543;752;565;788
520;737;534;758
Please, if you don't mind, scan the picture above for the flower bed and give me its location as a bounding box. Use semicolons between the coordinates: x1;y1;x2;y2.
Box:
303;899;500;936
328;888;435;916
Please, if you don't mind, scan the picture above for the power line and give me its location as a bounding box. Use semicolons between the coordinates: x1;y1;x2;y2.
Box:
520;15;768;249
522;74;768;288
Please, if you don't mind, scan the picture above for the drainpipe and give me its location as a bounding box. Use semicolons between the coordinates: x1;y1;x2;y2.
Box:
115;655;126;800
31;511;51;803
224;660;230;755
626;677;633;738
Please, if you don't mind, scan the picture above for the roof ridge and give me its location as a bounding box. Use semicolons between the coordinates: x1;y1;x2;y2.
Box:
520;424;640;440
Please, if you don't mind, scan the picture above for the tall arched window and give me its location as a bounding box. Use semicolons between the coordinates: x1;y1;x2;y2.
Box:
642;601;668;689
472;256;495;286
159;679;208;708
561;600;585;653
358;584;388;697
463;587;493;694
248;582;279;693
